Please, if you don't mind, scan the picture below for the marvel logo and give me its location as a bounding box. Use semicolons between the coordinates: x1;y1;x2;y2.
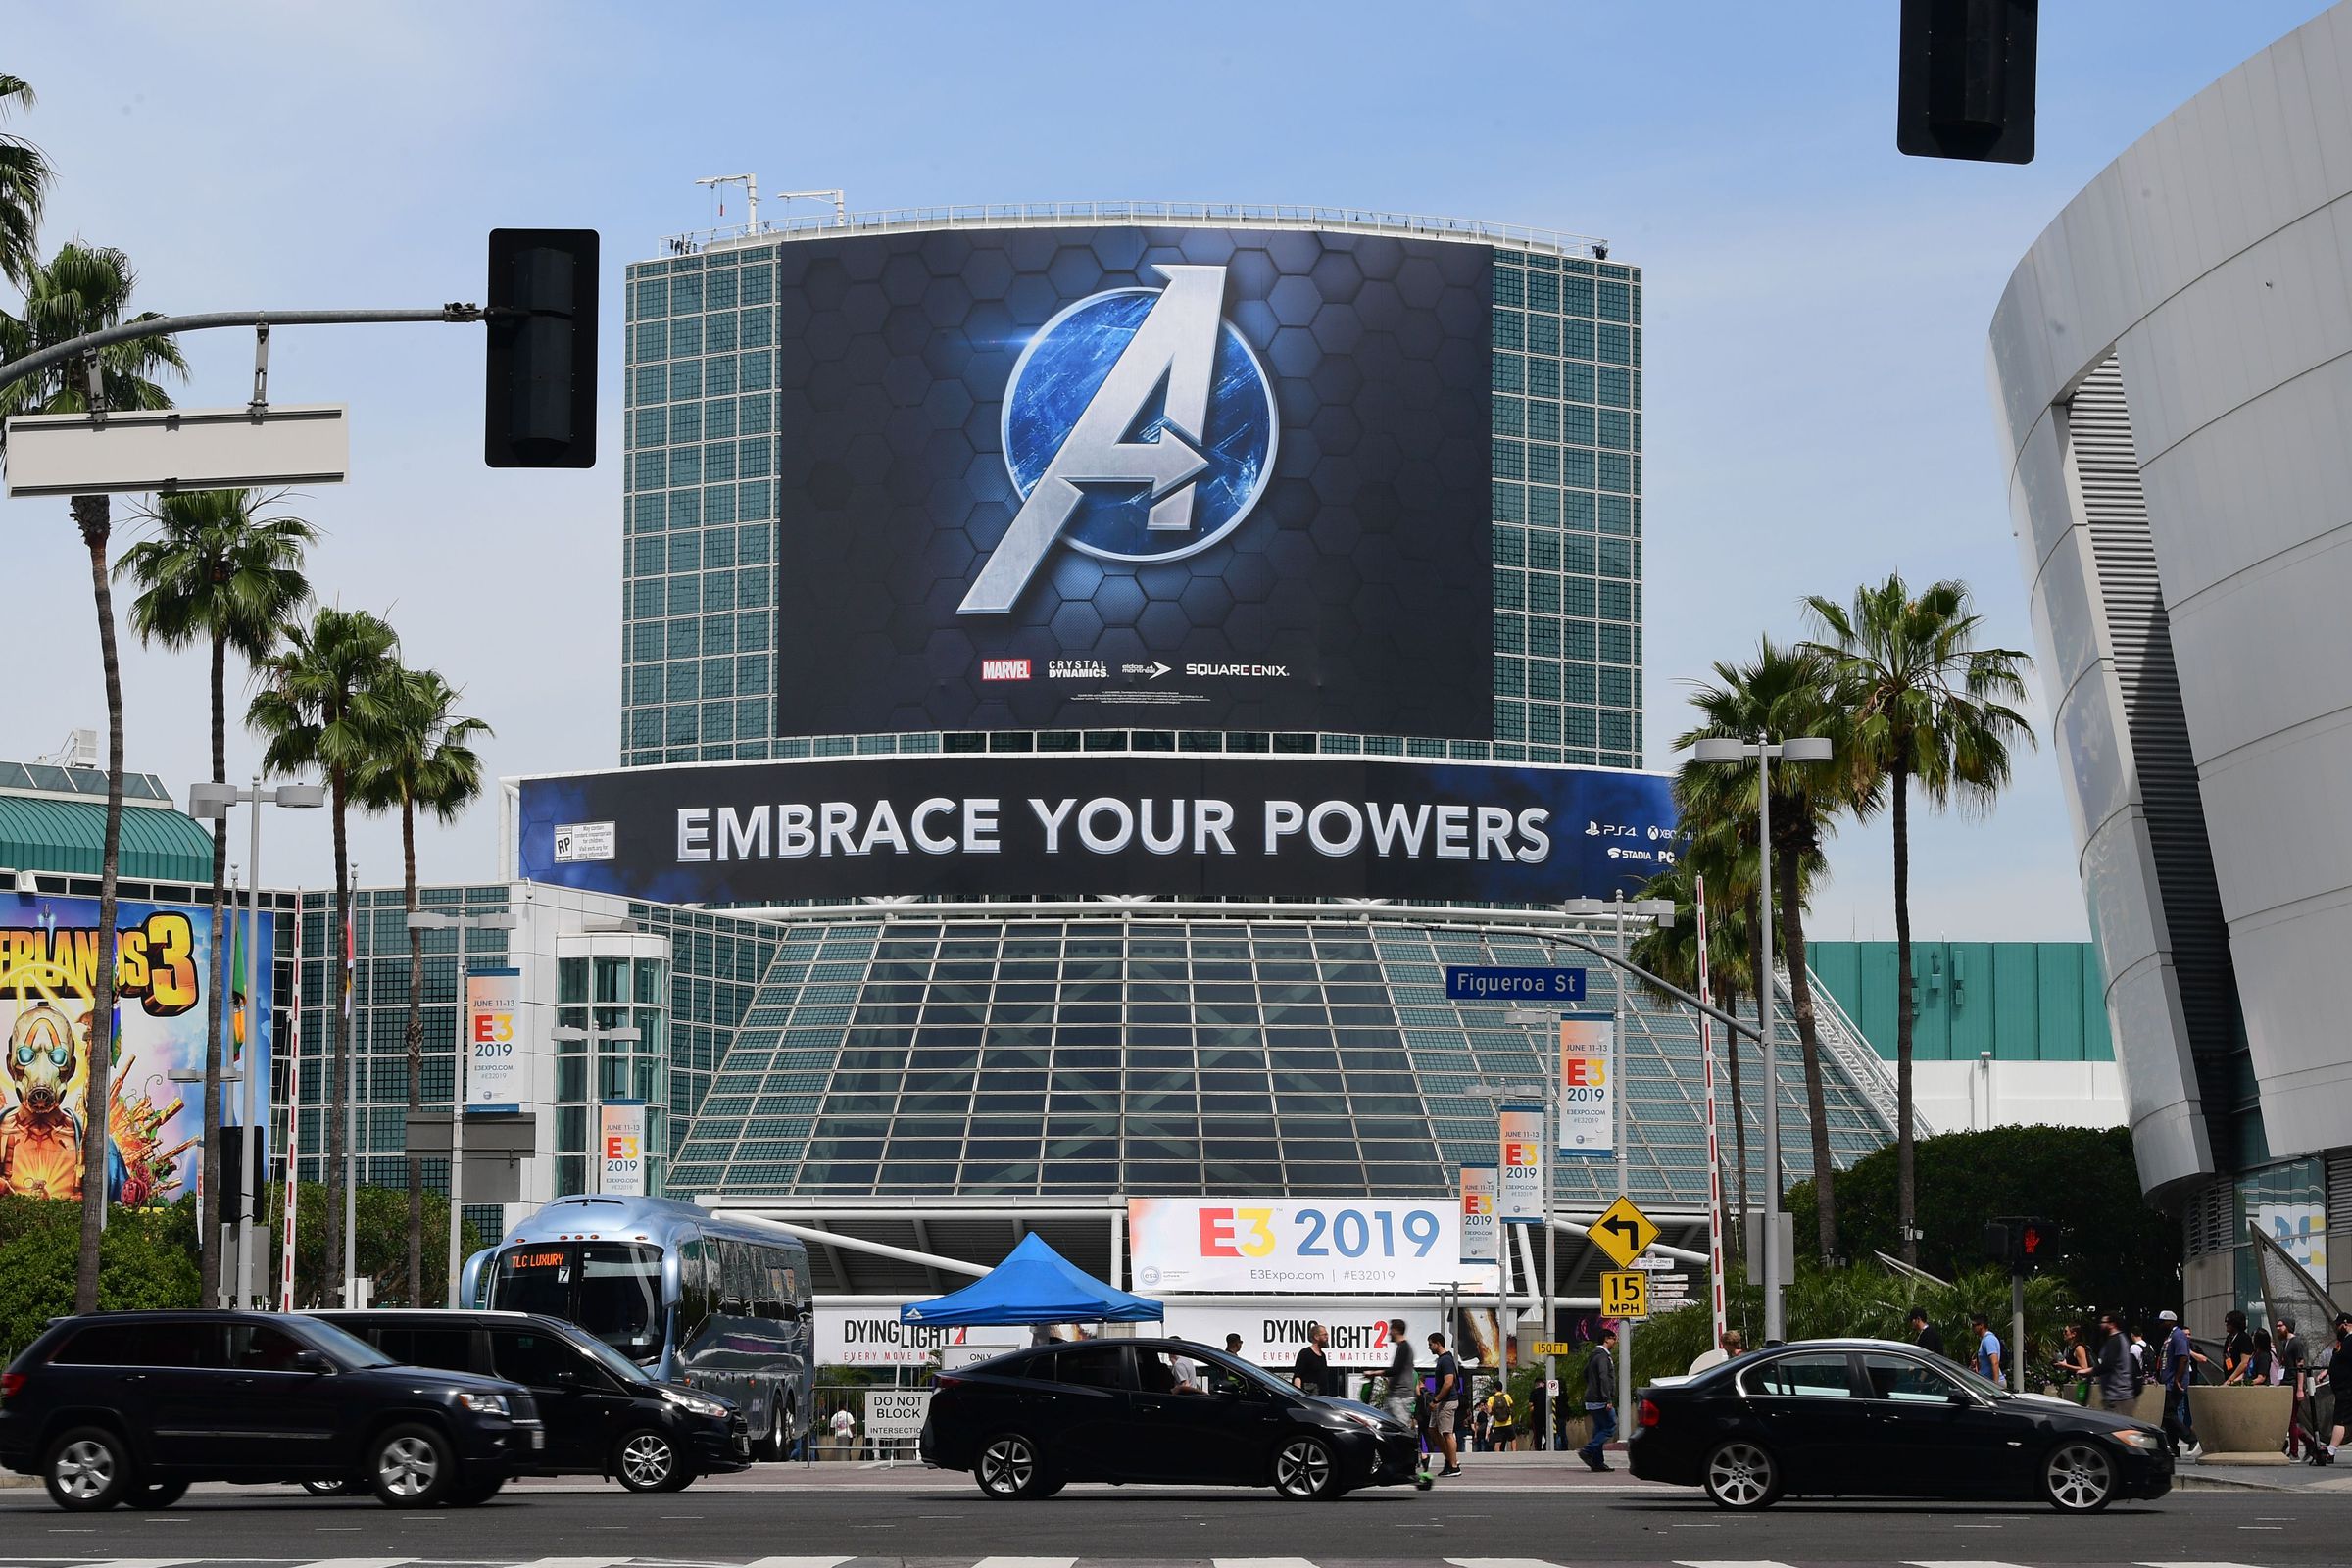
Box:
980;659;1032;682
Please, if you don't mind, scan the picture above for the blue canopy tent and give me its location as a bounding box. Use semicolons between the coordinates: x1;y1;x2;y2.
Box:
900;1233;1163;1327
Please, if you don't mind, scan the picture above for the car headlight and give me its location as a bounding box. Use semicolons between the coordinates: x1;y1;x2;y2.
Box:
661;1387;731;1419
454;1392;511;1416
1327;1408;1385;1432
2113;1427;2163;1451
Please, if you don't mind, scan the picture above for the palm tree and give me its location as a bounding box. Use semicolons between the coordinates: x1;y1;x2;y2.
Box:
1674;639;1869;1265
0;244;186;1309
354;664;490;1305
1629;854;1758;1264
248;607;400;1302
1804;576;2034;1264
117;489;317;1300
0;73;49;289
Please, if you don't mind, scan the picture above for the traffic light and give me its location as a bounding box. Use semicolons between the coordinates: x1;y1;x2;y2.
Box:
1897;0;2037;165
484;228;599;467
214;1124;268;1224
1984;1215;2058;1272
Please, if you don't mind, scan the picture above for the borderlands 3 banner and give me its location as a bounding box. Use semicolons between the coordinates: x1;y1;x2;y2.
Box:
0;894;274;1204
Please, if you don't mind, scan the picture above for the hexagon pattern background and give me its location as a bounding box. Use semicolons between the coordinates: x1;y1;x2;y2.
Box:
768;227;1494;740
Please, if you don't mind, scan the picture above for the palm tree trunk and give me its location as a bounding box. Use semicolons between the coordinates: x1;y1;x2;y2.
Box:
73;491;122;1313
403;795;423;1306
322;758;349;1305
1893;761;1918;1265
198;628;228;1304
1776;848;1838;1264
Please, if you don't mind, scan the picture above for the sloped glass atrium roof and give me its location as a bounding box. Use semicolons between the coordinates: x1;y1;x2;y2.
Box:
669;910;1898;1213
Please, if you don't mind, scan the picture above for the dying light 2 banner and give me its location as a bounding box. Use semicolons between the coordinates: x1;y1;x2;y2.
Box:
0;894;274;1204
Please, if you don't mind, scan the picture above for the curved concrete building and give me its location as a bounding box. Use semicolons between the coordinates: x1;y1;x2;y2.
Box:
1990;5;2352;1308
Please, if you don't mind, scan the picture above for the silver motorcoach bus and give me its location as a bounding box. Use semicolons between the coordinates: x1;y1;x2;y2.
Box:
464;1195;812;1458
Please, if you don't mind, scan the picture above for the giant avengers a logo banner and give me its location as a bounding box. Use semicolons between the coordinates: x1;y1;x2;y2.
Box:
517;756;1677;904
768;226;1493;740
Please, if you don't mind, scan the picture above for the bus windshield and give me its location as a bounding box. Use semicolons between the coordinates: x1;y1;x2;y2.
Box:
490;1241;667;1362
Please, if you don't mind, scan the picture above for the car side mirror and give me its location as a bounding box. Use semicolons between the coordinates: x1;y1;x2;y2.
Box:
290;1350;331;1375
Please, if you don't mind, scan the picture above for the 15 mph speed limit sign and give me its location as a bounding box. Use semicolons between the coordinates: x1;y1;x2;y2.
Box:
1600;1269;1648;1319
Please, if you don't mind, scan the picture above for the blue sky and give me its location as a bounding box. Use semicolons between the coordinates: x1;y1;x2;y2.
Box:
5;1;2334;935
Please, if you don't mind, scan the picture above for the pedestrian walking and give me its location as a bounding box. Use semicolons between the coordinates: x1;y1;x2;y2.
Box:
1293;1322;1332;1396
1688;1328;1744;1375
2053;1322;2093;1402
2247;1328;2277;1388
1427;1331;1465;1477
1470;1385;1493;1452
1909;1305;1945;1359
2220;1309;2254;1385
1382;1318;1417;1428
1485;1382;1517;1452
1970;1311;2004;1386
2158;1308;2206;1461
1577;1324;1619;1472
1529;1376;1549;1451
1225;1332;1246;1358
2323;1310;2352;1464
2093;1312;2137;1413
2277;1316;2317;1461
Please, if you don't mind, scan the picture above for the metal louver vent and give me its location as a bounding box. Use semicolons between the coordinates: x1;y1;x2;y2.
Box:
2329;1153;2352;1233
2061;357;2248;1146
2183;1180;2235;1256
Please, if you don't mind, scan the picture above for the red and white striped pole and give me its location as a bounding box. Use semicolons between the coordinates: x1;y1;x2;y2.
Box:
1697;874;1728;1347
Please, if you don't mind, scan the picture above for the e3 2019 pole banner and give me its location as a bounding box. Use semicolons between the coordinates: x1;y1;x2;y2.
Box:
517;754;1679;904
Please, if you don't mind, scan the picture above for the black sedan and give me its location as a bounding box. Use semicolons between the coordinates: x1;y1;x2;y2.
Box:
1629;1338;2171;1512
314;1309;751;1492
920;1338;1420;1500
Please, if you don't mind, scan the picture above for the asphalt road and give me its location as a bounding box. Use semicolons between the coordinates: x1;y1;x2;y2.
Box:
2;1480;2348;1564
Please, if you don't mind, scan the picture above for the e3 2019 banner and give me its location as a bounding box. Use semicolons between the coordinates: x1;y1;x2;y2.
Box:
766;226;1494;741
515;754;1678;904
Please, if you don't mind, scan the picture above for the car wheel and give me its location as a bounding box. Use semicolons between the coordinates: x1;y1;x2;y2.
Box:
1272;1434;1341;1500
1701;1440;1781;1510
2042;1440;2116;1513
124;1480;189;1509
43;1427;134;1512
301;1477;358;1496
368;1422;457;1508
615;1429;684;1493
975;1432;1051;1499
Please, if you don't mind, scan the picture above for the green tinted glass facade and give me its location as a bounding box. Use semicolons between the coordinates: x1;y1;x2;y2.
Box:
618;223;1641;771
1806;941;2114;1063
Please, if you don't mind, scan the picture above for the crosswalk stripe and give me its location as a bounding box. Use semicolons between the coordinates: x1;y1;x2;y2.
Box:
288;1559;415;1568
1675;1561;1803;1568
1908;1561;2041;1568
743;1559;856;1568
1214;1561;1323;1568
2136;1562;2277;1568
1447;1559;1572;1568
972;1559;1077;1568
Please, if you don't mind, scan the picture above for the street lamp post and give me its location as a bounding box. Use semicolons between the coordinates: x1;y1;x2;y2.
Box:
1691;732;1832;1343
551;1016;644;1200
407;907;520;1306
187;777;323;1308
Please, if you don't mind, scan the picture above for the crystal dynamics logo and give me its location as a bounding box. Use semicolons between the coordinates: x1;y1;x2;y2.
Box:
958;264;1277;615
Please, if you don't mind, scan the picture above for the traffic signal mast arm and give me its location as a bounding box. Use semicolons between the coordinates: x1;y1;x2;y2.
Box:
0;305;489;404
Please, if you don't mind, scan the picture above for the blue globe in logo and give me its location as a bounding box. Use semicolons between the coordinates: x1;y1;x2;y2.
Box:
1002;287;1278;564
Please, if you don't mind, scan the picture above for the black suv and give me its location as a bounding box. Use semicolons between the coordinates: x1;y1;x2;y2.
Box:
316;1309;750;1492
0;1310;541;1510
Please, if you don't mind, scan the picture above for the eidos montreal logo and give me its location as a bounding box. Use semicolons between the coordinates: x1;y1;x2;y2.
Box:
958;264;1278;616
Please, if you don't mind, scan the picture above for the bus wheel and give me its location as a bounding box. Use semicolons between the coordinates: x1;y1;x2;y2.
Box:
759;1400;788;1462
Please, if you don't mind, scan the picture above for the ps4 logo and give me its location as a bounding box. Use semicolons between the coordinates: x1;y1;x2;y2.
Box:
958;264;1278;615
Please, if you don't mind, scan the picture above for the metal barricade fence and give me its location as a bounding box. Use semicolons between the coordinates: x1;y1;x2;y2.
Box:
812;1380;925;1463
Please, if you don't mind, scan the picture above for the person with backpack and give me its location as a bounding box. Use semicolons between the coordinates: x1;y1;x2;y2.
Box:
2094;1312;2137;1413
